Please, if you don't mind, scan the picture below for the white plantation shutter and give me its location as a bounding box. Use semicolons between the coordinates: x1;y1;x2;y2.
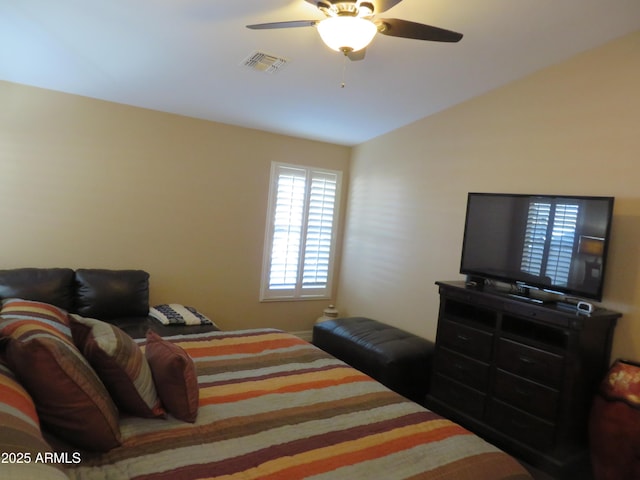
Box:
521;201;579;286
302;172;337;288
269;168;306;290
261;163;342;300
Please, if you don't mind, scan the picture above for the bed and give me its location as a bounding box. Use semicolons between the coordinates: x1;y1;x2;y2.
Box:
0;267;532;479
56;328;532;480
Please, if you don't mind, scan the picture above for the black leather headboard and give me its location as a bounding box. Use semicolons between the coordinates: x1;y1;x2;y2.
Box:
0;268;149;319
74;269;150;319
0;268;75;310
0;268;218;339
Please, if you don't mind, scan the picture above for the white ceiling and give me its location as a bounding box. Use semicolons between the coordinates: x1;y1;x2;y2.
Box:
2;0;639;146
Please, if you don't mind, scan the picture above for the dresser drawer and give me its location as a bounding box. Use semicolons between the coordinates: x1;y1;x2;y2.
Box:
494;369;559;421
438;320;493;362
503;301;572;328
487;399;555;451
434;347;490;391
496;338;564;387
430;374;486;419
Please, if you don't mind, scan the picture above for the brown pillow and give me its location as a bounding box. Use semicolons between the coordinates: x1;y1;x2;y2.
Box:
70;314;165;419
2;330;121;451
0;299;121;452
145;330;199;423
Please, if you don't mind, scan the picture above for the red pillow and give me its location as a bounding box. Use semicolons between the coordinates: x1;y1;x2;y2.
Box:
145;330;199;423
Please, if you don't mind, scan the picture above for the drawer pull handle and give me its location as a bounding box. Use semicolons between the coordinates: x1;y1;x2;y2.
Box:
456;334;470;342
453;363;467;372
519;356;536;366
516;387;530;397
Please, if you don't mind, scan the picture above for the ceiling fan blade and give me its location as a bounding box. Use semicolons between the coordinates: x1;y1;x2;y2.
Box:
347;49;366;61
246;20;318;30
377;18;463;42
371;0;404;14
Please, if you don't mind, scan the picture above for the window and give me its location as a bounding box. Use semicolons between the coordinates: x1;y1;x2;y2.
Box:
260;162;342;300
521;201;579;286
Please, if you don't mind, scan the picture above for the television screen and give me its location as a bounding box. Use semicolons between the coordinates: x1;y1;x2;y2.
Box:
460;193;614;301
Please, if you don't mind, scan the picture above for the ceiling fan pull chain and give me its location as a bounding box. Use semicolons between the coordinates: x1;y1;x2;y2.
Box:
341;53;348;88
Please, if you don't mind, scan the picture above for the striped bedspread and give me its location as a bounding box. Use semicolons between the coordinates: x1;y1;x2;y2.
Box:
64;329;531;480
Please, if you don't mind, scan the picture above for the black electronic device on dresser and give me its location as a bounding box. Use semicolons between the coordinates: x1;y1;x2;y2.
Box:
427;283;621;478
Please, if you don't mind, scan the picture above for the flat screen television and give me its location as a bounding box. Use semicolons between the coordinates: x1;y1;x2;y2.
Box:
460;193;615;301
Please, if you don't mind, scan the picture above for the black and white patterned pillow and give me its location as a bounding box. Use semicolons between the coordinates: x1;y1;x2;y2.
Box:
149;304;215;326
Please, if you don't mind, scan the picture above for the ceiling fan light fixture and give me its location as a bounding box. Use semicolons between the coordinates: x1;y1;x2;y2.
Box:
317;16;377;53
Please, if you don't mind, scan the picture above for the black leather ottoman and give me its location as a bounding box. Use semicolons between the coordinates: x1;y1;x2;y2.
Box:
313;317;434;403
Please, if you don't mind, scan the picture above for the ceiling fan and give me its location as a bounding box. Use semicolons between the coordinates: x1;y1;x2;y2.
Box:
246;0;463;60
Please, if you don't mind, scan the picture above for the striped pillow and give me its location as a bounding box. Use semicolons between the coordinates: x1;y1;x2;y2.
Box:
70;314;165;418
0;363;53;453
0;298;72;342
0;364;70;479
1;300;122;452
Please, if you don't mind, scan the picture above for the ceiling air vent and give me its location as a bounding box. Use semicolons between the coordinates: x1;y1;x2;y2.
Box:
241;51;289;74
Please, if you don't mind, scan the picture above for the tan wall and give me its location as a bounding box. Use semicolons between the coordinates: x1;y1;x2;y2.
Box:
338;31;640;362
0;81;351;331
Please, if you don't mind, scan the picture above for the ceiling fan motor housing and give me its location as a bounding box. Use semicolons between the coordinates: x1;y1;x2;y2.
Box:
318;1;375;17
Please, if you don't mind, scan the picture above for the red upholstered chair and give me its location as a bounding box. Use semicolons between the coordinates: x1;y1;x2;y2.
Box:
589;359;640;480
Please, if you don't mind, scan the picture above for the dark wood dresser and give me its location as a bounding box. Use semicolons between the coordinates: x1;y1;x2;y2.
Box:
426;281;621;478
